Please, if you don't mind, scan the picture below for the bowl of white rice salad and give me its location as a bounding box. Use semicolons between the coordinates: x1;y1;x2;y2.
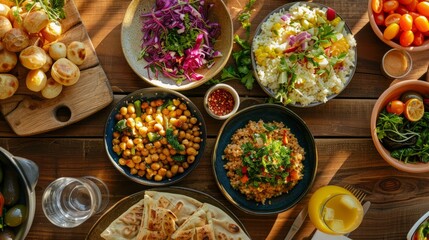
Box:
251;2;357;107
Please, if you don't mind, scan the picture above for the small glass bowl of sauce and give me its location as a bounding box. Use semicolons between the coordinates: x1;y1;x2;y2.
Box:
204;83;239;120
381;48;412;79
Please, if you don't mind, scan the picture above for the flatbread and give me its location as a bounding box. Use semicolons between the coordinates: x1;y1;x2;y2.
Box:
144;190;203;226
101;191;251;240
137;195;178;240
100;199;144;240
202;203;251;240
171;208;215;240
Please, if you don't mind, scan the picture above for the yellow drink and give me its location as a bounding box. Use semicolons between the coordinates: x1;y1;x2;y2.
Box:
308;185;364;235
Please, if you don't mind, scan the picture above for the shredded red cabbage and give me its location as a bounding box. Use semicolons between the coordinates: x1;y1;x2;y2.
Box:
139;0;221;84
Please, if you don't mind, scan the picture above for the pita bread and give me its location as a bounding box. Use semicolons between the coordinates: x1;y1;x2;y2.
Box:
101;191;251;240
171;208;215;240
144;190;203;226
137;195;178;240
202;203;251;240
100;199;144;240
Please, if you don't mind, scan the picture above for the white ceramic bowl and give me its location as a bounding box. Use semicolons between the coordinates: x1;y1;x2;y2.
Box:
204;83;240;120
407;211;429;240
251;2;357;107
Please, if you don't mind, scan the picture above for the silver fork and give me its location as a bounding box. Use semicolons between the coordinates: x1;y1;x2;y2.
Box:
344;184;367;203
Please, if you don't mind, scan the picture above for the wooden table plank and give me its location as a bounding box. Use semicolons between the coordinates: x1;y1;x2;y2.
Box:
0;0;428;239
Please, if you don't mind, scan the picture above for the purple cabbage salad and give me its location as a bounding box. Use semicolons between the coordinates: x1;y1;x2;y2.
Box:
139;0;222;84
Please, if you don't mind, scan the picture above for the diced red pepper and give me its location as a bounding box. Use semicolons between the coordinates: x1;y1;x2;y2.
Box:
241;166;248;174
289;170;300;181
241;175;249;184
283;131;288;145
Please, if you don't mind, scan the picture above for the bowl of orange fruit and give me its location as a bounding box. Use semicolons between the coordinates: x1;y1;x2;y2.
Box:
368;0;429;51
370;79;429;173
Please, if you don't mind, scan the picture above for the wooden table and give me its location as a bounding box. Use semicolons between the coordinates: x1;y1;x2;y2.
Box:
1;0;429;239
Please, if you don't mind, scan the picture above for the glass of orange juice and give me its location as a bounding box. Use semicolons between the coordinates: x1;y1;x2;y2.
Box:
308;185;364;235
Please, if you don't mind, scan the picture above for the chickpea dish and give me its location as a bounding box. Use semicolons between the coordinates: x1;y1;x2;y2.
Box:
111;97;203;182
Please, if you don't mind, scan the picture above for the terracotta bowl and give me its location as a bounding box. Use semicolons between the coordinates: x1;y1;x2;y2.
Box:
121;0;233;91
370;79;429;173
367;0;429;52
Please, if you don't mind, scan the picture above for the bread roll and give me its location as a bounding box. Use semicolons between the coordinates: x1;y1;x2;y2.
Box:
0;0;13;7
0;3;10;17
0;42;17;72
41;77;63;99
26;69;47;92
0;15;11;38
51;58;80;86
19;45;46;70
23;10;49;34
49;42;66;60
3;28;30;52
67;41;87;65
0;74;18;99
40;51;53;72
41;20;62;42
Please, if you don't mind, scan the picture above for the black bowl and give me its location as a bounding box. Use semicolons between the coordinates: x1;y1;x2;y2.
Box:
104;88;207;186
212;104;317;214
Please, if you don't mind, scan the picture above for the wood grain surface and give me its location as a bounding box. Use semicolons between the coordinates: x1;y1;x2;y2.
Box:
0;0;428;239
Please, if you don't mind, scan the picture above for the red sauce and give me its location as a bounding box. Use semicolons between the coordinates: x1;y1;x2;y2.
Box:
207;88;235;116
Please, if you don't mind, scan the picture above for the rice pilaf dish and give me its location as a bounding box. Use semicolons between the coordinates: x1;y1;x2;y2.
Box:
253;3;357;106
223;120;305;204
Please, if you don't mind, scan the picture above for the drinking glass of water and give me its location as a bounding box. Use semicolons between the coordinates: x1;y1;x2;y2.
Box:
42;176;109;228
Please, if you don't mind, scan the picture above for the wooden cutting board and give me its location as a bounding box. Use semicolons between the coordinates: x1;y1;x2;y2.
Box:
0;0;113;136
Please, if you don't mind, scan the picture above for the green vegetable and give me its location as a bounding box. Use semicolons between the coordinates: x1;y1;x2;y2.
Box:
134;100;142;117
166;128;185;151
14;0;66;22
114;119;128;133
5;204;26;227
376;111;429;163
157;99;173;112
172;155;185;162
147;132;161;142
263;123;278;132
240;136;292;186
2;167;19;207
415;220;429;240
207;0;256;90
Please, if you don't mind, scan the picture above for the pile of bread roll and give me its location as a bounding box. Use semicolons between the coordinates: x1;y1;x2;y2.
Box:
0;1;86;100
